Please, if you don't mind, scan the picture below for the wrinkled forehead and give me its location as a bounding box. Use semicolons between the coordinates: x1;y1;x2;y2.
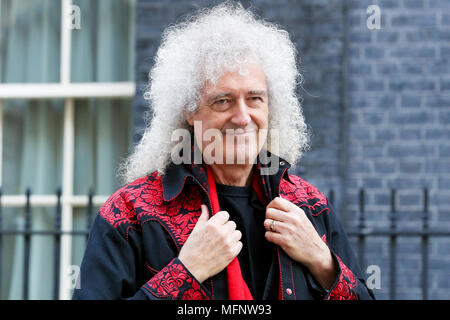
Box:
199;59;267;97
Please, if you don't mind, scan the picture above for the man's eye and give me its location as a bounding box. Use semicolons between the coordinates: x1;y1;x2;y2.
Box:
215;99;229;105
249;96;261;101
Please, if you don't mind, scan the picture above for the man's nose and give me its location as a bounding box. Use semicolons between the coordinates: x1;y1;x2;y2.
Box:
230;98;251;126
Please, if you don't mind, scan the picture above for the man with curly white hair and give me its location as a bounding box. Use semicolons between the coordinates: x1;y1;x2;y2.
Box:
73;2;374;300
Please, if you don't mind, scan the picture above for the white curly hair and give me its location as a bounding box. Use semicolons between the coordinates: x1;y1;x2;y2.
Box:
118;1;310;184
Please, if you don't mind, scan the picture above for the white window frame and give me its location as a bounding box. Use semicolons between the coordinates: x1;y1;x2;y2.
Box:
0;0;136;300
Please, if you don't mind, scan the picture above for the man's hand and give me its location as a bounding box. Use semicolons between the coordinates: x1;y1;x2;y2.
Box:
178;204;242;283
264;197;338;290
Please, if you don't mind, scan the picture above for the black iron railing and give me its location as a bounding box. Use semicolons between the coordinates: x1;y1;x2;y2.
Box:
343;188;450;300
0;187;94;300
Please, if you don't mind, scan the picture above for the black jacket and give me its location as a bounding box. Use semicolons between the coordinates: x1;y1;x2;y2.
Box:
73;156;375;300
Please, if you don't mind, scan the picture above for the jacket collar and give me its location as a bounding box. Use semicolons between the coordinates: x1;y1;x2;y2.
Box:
162;147;293;202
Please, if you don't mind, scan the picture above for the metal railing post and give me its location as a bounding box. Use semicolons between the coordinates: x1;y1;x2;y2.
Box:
389;189;397;300
23;188;31;300
422;188;429;300
54;188;62;300
358;189;366;271
86;187;94;242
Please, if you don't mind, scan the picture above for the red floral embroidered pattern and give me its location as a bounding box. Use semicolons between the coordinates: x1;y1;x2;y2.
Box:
137;181;202;247
181;280;208;300
280;175;329;216
144;259;209;300
327;255;358;300
98;175;149;228
99;172;202;248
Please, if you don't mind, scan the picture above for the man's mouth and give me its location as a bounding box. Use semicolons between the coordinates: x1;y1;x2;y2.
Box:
223;128;258;135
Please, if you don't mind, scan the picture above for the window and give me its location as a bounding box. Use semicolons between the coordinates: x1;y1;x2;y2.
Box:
0;0;136;299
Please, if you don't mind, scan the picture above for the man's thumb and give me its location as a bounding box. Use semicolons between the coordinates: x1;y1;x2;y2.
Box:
198;204;210;223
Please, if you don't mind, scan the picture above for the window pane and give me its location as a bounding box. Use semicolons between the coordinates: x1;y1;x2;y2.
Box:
71;0;135;82
1;99;63;300
0;0;61;83
2;99;64;195
73;98;133;196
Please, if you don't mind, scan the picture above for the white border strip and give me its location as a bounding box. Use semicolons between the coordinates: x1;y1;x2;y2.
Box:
60;98;74;300
60;0;72;84
0;101;3;188
60;0;73;299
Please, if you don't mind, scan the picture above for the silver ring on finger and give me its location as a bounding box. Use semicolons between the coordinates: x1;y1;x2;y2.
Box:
270;219;276;233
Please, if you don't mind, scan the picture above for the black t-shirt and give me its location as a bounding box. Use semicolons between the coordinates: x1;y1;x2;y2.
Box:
212;182;274;300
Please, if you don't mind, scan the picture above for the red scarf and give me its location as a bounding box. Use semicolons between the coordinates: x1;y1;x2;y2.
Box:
206;165;254;300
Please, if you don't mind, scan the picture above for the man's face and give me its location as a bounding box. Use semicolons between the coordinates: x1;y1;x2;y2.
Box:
186;62;269;165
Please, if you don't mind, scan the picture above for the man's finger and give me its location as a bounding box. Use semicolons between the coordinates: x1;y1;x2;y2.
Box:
264;230;284;246
267;196;297;212
263;218;288;233
225;220;237;233
265;207;288;222
209;210;230;224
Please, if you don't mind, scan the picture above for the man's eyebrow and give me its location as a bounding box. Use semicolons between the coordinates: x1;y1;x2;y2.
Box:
207;92;233;103
248;90;267;96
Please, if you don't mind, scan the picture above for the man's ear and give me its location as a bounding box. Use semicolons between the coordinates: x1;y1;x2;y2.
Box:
183;110;194;126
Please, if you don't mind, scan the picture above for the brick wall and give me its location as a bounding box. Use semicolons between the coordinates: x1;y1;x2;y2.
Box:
134;0;450;299
346;0;450;299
